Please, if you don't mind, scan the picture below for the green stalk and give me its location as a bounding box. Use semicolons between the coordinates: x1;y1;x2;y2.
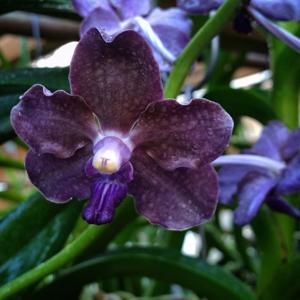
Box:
0;199;137;300
0;156;25;170
164;0;242;98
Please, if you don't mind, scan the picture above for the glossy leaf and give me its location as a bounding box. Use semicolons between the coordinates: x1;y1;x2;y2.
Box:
33;247;255;300
0;193;82;284
204;87;277;124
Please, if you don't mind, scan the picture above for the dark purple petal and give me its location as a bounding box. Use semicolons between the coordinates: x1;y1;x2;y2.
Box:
276;154;300;195
25;145;93;203
129;99;233;170
129;150;218;230
70;29;163;135
218;165;264;205
249;7;300;53
251;0;300;21
234;172;276;225
72;0;111;17
246;121;289;161
282;128;300;160
80;6;121;37
82;162;133;224
267;196;300;219
10;84;98;159
177;0;223;14
110;0;152;19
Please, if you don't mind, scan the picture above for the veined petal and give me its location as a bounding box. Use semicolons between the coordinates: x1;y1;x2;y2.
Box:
82;162;133;224
246;121;289;161
129;99;233;170
177;0;223;14
276;154;300;195
70;29;163;135
72;0;111;17
80;6;121;37
25;145;93;203
251;0;300;21
234;172;276;225
249;7;300;53
11;84;98;159
129;150;218;230
110;0;152;19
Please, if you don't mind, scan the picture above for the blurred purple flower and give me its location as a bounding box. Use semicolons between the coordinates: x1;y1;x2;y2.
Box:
216;121;300;225
11;29;233;230
177;0;300;53
72;0;192;71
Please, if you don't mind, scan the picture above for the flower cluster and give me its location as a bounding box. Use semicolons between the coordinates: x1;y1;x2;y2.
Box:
72;0;192;71
178;0;300;53
11;29;233;229
218;121;300;225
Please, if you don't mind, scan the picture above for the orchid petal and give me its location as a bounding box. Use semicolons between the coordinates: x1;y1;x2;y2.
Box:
177;0;223;14
234;172;276;225
267;196;300;219
72;0;111;17
10;84;98;159
251;0;300;21
70;29;163;135
110;0;152;19
249;7;300;53
129;150;218;230
80;6;121;37
276;154;300;195
130;99;233;170
26;145;93;203
246;121;289;161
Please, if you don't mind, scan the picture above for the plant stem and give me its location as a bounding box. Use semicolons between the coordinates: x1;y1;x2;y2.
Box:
164;0;242;98
0;198;137;300
0;156;25;170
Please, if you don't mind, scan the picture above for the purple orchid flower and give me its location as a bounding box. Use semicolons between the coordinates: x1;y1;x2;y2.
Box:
177;0;300;53
72;0;192;71
10;29;233;230
213;121;300;226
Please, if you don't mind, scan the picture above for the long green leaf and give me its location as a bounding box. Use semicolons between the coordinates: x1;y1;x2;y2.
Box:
0;193;82;284
33;247;256;300
204;87;277;124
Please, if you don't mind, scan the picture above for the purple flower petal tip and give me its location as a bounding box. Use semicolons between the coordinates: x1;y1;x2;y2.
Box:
177;0;223;14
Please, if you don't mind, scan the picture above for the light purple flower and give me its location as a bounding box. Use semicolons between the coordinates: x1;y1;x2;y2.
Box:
11;29;233;230
217;121;300;225
177;0;300;53
72;0;192;71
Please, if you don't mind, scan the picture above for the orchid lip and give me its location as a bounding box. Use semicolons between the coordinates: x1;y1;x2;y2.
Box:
212;154;286;174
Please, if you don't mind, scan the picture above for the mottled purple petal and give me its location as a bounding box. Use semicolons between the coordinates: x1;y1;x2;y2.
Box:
249;7;300;53
276;154;300;195
110;0;152;19
234;172;276;225
72;0;111;17
246;121;289;161
10;84;98;159
82;163;133;224
218;165;265;204
129;99;233;170
282;128;300;160
25;145;93;203
70;29;163;135
129;150;218;230
80;6;121;37
177;0;223;14
251;0;300;21
267;196;300;219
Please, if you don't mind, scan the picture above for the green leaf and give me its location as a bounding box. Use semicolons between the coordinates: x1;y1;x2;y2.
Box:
0;192;82;284
33;247;255;300
0;0;76;18
0;67;69;144
204;87;277;124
